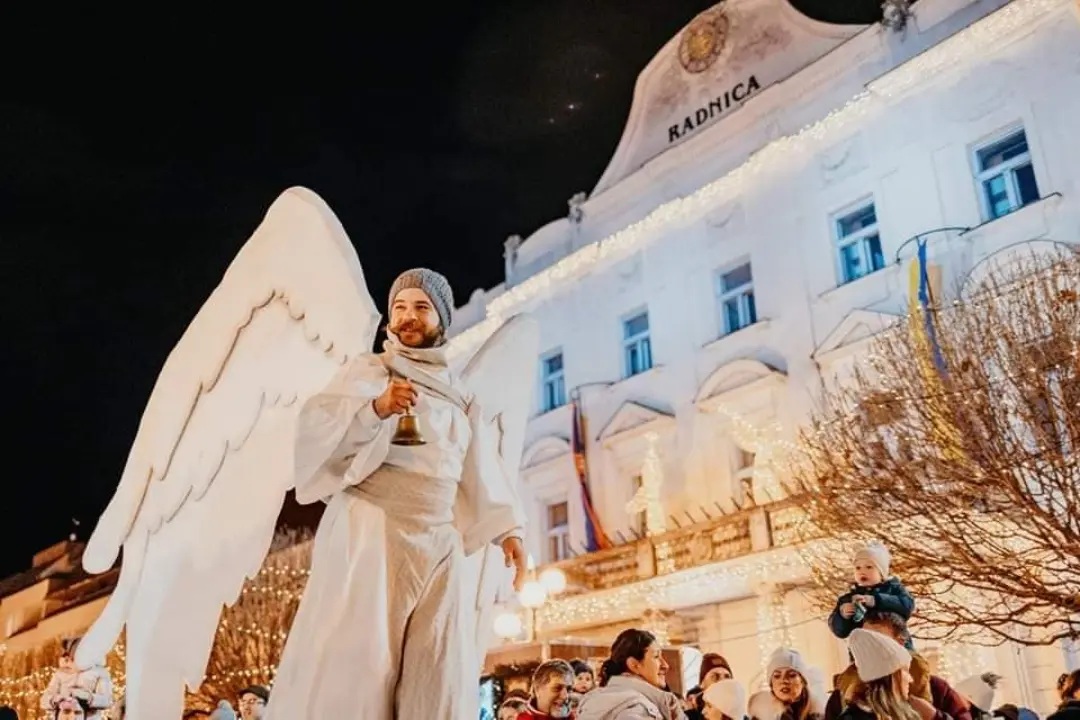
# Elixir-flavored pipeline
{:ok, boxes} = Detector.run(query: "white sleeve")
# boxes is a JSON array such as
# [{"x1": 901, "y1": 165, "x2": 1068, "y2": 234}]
[{"x1": 294, "y1": 354, "x2": 392, "y2": 504}]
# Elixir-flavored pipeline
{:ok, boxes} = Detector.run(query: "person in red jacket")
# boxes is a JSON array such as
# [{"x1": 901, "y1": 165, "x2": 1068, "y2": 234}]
[
  {"x1": 518, "y1": 660, "x2": 576, "y2": 719},
  {"x1": 825, "y1": 611, "x2": 971, "y2": 720}
]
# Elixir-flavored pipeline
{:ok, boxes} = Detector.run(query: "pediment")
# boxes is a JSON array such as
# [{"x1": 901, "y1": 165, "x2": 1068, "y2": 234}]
[
  {"x1": 592, "y1": 0, "x2": 864, "y2": 195},
  {"x1": 521, "y1": 435, "x2": 572, "y2": 470},
  {"x1": 597, "y1": 401, "x2": 676, "y2": 446},
  {"x1": 813, "y1": 309, "x2": 899, "y2": 360},
  {"x1": 695, "y1": 358, "x2": 785, "y2": 404}
]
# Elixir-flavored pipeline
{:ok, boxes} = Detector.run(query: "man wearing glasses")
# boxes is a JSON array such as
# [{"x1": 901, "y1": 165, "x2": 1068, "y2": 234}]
[{"x1": 237, "y1": 686, "x2": 269, "y2": 720}]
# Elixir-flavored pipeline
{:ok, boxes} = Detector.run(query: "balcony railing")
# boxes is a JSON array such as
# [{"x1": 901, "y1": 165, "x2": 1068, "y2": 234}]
[{"x1": 543, "y1": 498, "x2": 806, "y2": 596}]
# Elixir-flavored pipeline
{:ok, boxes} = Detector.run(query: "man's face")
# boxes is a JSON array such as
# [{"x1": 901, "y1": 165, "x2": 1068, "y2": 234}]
[
  {"x1": 574, "y1": 671, "x2": 594, "y2": 693},
  {"x1": 389, "y1": 288, "x2": 442, "y2": 348},
  {"x1": 238, "y1": 692, "x2": 266, "y2": 720},
  {"x1": 534, "y1": 673, "x2": 573, "y2": 717},
  {"x1": 702, "y1": 665, "x2": 732, "y2": 690}
]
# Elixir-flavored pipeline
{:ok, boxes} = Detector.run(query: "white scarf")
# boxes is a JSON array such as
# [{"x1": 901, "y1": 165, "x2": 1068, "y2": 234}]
[{"x1": 381, "y1": 336, "x2": 468, "y2": 411}]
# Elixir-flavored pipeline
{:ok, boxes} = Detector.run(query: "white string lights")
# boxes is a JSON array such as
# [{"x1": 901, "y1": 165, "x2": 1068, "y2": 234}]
[
  {"x1": 447, "y1": 0, "x2": 1068, "y2": 362},
  {"x1": 712, "y1": 403, "x2": 799, "y2": 503},
  {"x1": 626, "y1": 432, "x2": 668, "y2": 536},
  {"x1": 536, "y1": 548, "x2": 810, "y2": 631},
  {"x1": 755, "y1": 587, "x2": 794, "y2": 682}
]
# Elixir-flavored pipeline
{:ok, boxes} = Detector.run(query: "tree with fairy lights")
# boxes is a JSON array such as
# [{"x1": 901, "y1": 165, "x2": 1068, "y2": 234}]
[
  {"x1": 185, "y1": 529, "x2": 311, "y2": 714},
  {"x1": 792, "y1": 247, "x2": 1080, "y2": 647},
  {"x1": 0, "y1": 637, "x2": 126, "y2": 720}
]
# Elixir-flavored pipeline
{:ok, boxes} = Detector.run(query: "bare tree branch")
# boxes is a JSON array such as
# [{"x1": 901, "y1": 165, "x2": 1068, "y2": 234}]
[{"x1": 791, "y1": 248, "x2": 1080, "y2": 646}]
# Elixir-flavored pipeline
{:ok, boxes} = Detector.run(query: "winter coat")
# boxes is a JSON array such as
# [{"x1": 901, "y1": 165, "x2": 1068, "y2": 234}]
[
  {"x1": 836, "y1": 701, "x2": 951, "y2": 720},
  {"x1": 828, "y1": 577, "x2": 915, "y2": 648},
  {"x1": 748, "y1": 689, "x2": 825, "y2": 720},
  {"x1": 576, "y1": 675, "x2": 687, "y2": 720},
  {"x1": 836, "y1": 707, "x2": 875, "y2": 720},
  {"x1": 1050, "y1": 701, "x2": 1080, "y2": 720},
  {"x1": 824, "y1": 657, "x2": 971, "y2": 720},
  {"x1": 516, "y1": 702, "x2": 576, "y2": 719}
]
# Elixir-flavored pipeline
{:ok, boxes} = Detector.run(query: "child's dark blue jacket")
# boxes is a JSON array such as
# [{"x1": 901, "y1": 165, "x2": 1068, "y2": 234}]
[{"x1": 828, "y1": 576, "x2": 915, "y2": 648}]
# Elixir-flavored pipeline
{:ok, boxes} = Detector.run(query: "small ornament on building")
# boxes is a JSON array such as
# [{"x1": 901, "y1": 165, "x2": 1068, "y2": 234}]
[
  {"x1": 881, "y1": 0, "x2": 914, "y2": 33},
  {"x1": 504, "y1": 234, "x2": 522, "y2": 284},
  {"x1": 568, "y1": 192, "x2": 588, "y2": 225}
]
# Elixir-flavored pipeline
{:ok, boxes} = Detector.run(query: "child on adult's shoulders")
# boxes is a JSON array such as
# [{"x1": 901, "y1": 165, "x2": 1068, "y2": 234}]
[{"x1": 828, "y1": 541, "x2": 915, "y2": 650}]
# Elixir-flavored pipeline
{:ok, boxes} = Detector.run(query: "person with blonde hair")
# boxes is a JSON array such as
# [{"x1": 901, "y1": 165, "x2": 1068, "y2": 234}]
[{"x1": 838, "y1": 629, "x2": 946, "y2": 720}]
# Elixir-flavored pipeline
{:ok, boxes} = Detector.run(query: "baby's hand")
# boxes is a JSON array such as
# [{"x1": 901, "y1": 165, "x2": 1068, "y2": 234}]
[
  {"x1": 854, "y1": 594, "x2": 876, "y2": 608},
  {"x1": 840, "y1": 603, "x2": 856, "y2": 618}
]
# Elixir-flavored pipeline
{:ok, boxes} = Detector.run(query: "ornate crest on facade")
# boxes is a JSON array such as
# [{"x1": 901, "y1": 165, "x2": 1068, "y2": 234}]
[{"x1": 678, "y1": 8, "x2": 731, "y2": 74}]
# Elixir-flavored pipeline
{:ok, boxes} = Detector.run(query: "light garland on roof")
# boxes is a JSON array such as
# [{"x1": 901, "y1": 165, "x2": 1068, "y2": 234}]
[{"x1": 447, "y1": 0, "x2": 1067, "y2": 359}]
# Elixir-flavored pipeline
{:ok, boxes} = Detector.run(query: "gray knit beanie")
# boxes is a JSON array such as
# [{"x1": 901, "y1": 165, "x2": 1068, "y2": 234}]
[{"x1": 388, "y1": 268, "x2": 454, "y2": 331}]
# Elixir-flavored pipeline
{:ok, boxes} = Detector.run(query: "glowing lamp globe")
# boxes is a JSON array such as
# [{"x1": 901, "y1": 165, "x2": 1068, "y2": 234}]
[
  {"x1": 518, "y1": 580, "x2": 548, "y2": 608},
  {"x1": 538, "y1": 567, "x2": 567, "y2": 595},
  {"x1": 493, "y1": 611, "x2": 524, "y2": 639}
]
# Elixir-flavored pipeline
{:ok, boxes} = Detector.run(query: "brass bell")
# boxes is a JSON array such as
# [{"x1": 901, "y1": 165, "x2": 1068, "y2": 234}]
[{"x1": 391, "y1": 408, "x2": 426, "y2": 446}]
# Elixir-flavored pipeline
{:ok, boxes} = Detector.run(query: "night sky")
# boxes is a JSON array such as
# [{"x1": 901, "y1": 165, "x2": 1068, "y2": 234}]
[{"x1": 1, "y1": 1, "x2": 882, "y2": 577}]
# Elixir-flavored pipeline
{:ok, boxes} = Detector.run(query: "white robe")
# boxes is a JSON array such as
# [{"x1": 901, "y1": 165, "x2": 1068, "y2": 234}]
[{"x1": 266, "y1": 349, "x2": 525, "y2": 719}]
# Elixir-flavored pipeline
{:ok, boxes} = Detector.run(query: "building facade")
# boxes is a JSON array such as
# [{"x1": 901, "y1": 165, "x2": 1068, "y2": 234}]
[{"x1": 450, "y1": 0, "x2": 1080, "y2": 713}]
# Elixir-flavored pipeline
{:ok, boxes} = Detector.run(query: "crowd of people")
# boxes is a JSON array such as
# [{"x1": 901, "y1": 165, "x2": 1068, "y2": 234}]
[
  {"x1": 493, "y1": 542, "x2": 1080, "y2": 720},
  {"x1": 7, "y1": 539, "x2": 1078, "y2": 719}
]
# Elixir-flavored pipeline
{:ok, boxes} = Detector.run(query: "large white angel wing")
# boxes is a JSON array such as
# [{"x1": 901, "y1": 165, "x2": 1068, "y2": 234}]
[
  {"x1": 76, "y1": 187, "x2": 380, "y2": 719},
  {"x1": 455, "y1": 314, "x2": 540, "y2": 664}
]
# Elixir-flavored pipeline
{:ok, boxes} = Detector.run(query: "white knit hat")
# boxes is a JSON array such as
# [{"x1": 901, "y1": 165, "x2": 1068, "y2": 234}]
[
  {"x1": 955, "y1": 673, "x2": 1001, "y2": 712},
  {"x1": 388, "y1": 267, "x2": 455, "y2": 332},
  {"x1": 848, "y1": 628, "x2": 911, "y2": 682},
  {"x1": 766, "y1": 647, "x2": 810, "y2": 680},
  {"x1": 854, "y1": 541, "x2": 891, "y2": 577},
  {"x1": 703, "y1": 679, "x2": 748, "y2": 720}
]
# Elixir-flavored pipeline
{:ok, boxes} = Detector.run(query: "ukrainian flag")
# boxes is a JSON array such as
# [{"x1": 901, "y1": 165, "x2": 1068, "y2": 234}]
[{"x1": 907, "y1": 239, "x2": 966, "y2": 462}]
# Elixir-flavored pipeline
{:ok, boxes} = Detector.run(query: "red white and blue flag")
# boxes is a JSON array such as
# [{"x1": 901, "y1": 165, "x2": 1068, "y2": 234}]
[{"x1": 571, "y1": 398, "x2": 612, "y2": 552}]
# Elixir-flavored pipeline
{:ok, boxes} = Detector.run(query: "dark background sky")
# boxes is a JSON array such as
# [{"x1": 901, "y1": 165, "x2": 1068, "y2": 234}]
[{"x1": 0, "y1": 0, "x2": 882, "y2": 577}]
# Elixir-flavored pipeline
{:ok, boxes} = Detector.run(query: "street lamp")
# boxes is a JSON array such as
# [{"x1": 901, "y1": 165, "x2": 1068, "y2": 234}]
[{"x1": 492, "y1": 559, "x2": 568, "y2": 644}]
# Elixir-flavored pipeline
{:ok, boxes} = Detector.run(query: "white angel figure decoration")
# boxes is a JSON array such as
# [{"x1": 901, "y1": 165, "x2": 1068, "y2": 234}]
[{"x1": 74, "y1": 187, "x2": 536, "y2": 719}]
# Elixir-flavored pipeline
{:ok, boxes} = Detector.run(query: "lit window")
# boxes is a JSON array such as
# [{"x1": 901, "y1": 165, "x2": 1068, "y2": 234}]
[
  {"x1": 716, "y1": 262, "x2": 757, "y2": 335},
  {"x1": 546, "y1": 501, "x2": 570, "y2": 562},
  {"x1": 622, "y1": 311, "x2": 652, "y2": 377},
  {"x1": 540, "y1": 351, "x2": 566, "y2": 412},
  {"x1": 974, "y1": 128, "x2": 1039, "y2": 220},
  {"x1": 834, "y1": 201, "x2": 885, "y2": 285},
  {"x1": 734, "y1": 447, "x2": 756, "y2": 505}
]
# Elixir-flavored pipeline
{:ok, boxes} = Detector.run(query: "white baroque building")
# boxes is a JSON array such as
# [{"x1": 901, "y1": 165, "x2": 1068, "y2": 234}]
[{"x1": 450, "y1": 0, "x2": 1080, "y2": 713}]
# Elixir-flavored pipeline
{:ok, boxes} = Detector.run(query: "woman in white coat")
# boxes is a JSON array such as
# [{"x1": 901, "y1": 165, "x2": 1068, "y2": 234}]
[{"x1": 576, "y1": 629, "x2": 686, "y2": 720}]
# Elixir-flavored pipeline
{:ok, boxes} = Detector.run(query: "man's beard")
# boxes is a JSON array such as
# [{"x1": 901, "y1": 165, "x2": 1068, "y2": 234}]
[
  {"x1": 547, "y1": 700, "x2": 572, "y2": 718},
  {"x1": 389, "y1": 321, "x2": 443, "y2": 348}
]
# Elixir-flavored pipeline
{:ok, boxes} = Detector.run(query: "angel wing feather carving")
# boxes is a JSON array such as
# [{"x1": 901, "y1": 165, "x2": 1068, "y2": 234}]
[{"x1": 77, "y1": 187, "x2": 381, "y2": 719}]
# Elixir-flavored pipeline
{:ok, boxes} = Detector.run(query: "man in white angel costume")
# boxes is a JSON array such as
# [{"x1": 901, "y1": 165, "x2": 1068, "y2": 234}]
[{"x1": 73, "y1": 187, "x2": 538, "y2": 719}]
